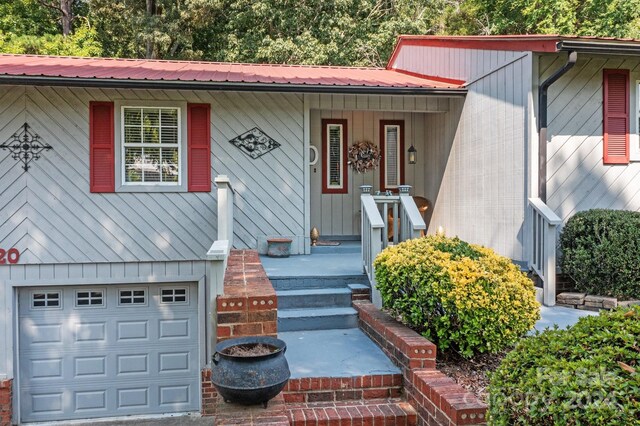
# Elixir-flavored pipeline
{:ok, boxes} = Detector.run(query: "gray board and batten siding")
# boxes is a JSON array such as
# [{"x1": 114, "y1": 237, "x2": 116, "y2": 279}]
[
  {"x1": 0, "y1": 85, "x2": 305, "y2": 263},
  {"x1": 307, "y1": 93, "x2": 452, "y2": 237},
  {"x1": 390, "y1": 44, "x2": 532, "y2": 262},
  {"x1": 543, "y1": 54, "x2": 640, "y2": 222}
]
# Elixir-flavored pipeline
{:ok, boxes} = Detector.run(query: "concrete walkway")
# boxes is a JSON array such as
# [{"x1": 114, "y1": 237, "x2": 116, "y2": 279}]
[
  {"x1": 53, "y1": 413, "x2": 212, "y2": 425},
  {"x1": 534, "y1": 305, "x2": 597, "y2": 332},
  {"x1": 261, "y1": 243, "x2": 362, "y2": 277},
  {"x1": 278, "y1": 328, "x2": 400, "y2": 378}
]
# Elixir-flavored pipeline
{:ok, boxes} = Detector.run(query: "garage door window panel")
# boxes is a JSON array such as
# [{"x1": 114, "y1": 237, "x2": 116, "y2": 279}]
[
  {"x1": 160, "y1": 288, "x2": 188, "y2": 304},
  {"x1": 75, "y1": 289, "x2": 105, "y2": 308},
  {"x1": 118, "y1": 288, "x2": 147, "y2": 306},
  {"x1": 31, "y1": 291, "x2": 62, "y2": 309}
]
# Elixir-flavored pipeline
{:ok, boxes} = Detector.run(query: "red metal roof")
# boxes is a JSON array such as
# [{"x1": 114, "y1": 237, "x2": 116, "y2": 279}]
[
  {"x1": 387, "y1": 35, "x2": 640, "y2": 68},
  {"x1": 0, "y1": 54, "x2": 464, "y2": 91}
]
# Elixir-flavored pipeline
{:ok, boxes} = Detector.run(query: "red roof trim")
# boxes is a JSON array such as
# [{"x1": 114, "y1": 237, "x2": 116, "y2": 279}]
[
  {"x1": 388, "y1": 34, "x2": 640, "y2": 68},
  {"x1": 392, "y1": 69, "x2": 465, "y2": 86},
  {"x1": 395, "y1": 36, "x2": 559, "y2": 55}
]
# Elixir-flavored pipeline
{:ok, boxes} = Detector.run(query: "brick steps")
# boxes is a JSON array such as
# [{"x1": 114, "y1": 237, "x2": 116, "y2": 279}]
[
  {"x1": 283, "y1": 374, "x2": 403, "y2": 403},
  {"x1": 287, "y1": 399, "x2": 417, "y2": 426}
]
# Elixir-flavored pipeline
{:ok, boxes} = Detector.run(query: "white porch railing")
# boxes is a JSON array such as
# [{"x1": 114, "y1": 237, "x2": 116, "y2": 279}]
[
  {"x1": 205, "y1": 175, "x2": 235, "y2": 361},
  {"x1": 528, "y1": 197, "x2": 562, "y2": 306},
  {"x1": 361, "y1": 189, "x2": 384, "y2": 307},
  {"x1": 361, "y1": 185, "x2": 426, "y2": 308}
]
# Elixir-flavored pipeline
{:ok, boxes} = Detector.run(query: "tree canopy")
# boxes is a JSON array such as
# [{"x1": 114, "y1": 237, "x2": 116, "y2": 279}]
[{"x1": 1, "y1": 0, "x2": 639, "y2": 65}]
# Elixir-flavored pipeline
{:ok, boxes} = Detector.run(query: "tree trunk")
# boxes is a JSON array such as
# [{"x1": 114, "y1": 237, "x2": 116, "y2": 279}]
[
  {"x1": 60, "y1": 0, "x2": 72, "y2": 36},
  {"x1": 146, "y1": 0, "x2": 155, "y2": 58}
]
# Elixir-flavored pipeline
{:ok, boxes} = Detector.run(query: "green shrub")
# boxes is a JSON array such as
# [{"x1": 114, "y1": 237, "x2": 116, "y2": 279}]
[
  {"x1": 560, "y1": 209, "x2": 640, "y2": 299},
  {"x1": 373, "y1": 235, "x2": 539, "y2": 358},
  {"x1": 488, "y1": 306, "x2": 640, "y2": 425}
]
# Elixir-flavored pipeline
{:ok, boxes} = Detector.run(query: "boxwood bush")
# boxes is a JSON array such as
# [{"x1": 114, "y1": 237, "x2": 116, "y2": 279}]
[
  {"x1": 488, "y1": 306, "x2": 640, "y2": 425},
  {"x1": 373, "y1": 235, "x2": 539, "y2": 358},
  {"x1": 560, "y1": 209, "x2": 640, "y2": 299}
]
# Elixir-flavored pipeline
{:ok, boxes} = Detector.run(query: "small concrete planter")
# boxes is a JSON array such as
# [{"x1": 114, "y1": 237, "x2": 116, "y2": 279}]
[{"x1": 266, "y1": 238, "x2": 292, "y2": 258}]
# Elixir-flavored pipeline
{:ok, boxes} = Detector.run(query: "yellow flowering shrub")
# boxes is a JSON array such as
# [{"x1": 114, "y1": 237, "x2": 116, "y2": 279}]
[{"x1": 373, "y1": 235, "x2": 540, "y2": 358}]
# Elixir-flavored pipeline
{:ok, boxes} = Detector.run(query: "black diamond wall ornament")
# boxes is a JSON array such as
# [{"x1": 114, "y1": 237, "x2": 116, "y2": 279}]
[
  {"x1": 229, "y1": 127, "x2": 281, "y2": 159},
  {"x1": 1, "y1": 123, "x2": 52, "y2": 171}
]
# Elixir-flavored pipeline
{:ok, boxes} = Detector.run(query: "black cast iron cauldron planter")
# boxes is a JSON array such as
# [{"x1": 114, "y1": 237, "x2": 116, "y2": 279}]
[{"x1": 211, "y1": 336, "x2": 290, "y2": 408}]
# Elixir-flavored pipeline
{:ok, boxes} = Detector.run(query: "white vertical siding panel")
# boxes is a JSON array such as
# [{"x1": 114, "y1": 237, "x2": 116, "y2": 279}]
[
  {"x1": 390, "y1": 45, "x2": 523, "y2": 84},
  {"x1": 427, "y1": 56, "x2": 528, "y2": 262}
]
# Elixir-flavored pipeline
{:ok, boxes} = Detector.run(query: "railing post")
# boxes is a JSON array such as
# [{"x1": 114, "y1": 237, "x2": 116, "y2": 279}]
[
  {"x1": 215, "y1": 175, "x2": 234, "y2": 247},
  {"x1": 205, "y1": 239, "x2": 230, "y2": 363},
  {"x1": 398, "y1": 185, "x2": 411, "y2": 195},
  {"x1": 370, "y1": 227, "x2": 383, "y2": 308},
  {"x1": 528, "y1": 198, "x2": 561, "y2": 307},
  {"x1": 544, "y1": 223, "x2": 557, "y2": 306}
]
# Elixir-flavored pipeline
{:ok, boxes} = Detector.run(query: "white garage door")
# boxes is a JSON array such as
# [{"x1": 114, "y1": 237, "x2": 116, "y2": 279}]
[{"x1": 18, "y1": 283, "x2": 200, "y2": 423}]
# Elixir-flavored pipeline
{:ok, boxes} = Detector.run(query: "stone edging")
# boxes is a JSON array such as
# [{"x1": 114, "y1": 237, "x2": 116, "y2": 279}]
[
  {"x1": 354, "y1": 301, "x2": 487, "y2": 426},
  {"x1": 557, "y1": 292, "x2": 640, "y2": 311}
]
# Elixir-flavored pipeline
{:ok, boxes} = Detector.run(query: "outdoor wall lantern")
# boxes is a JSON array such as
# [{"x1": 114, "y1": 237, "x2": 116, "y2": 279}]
[
  {"x1": 1, "y1": 123, "x2": 52, "y2": 171},
  {"x1": 408, "y1": 144, "x2": 417, "y2": 164}
]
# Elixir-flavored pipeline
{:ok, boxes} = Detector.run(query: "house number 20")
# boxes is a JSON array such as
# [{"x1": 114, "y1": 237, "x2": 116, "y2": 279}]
[{"x1": 0, "y1": 248, "x2": 20, "y2": 264}]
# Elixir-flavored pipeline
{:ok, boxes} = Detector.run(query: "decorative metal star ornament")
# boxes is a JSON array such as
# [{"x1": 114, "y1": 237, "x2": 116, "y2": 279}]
[{"x1": 1, "y1": 123, "x2": 52, "y2": 171}]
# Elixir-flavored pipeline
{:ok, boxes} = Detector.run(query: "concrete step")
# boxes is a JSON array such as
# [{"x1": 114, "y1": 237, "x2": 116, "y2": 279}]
[
  {"x1": 271, "y1": 275, "x2": 369, "y2": 290},
  {"x1": 310, "y1": 243, "x2": 361, "y2": 254},
  {"x1": 286, "y1": 399, "x2": 417, "y2": 426},
  {"x1": 278, "y1": 307, "x2": 358, "y2": 331},
  {"x1": 277, "y1": 288, "x2": 353, "y2": 309}
]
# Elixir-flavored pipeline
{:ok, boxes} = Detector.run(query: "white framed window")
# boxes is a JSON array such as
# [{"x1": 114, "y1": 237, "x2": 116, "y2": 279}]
[
  {"x1": 121, "y1": 106, "x2": 181, "y2": 186},
  {"x1": 380, "y1": 120, "x2": 404, "y2": 190},
  {"x1": 31, "y1": 291, "x2": 62, "y2": 309},
  {"x1": 160, "y1": 287, "x2": 188, "y2": 304},
  {"x1": 75, "y1": 289, "x2": 105, "y2": 308},
  {"x1": 322, "y1": 119, "x2": 348, "y2": 194},
  {"x1": 118, "y1": 288, "x2": 148, "y2": 306},
  {"x1": 632, "y1": 80, "x2": 640, "y2": 161}
]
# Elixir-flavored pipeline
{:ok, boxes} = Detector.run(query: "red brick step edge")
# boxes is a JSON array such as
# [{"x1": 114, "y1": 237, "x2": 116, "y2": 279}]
[
  {"x1": 283, "y1": 374, "x2": 403, "y2": 403},
  {"x1": 354, "y1": 301, "x2": 487, "y2": 426},
  {"x1": 287, "y1": 399, "x2": 417, "y2": 426}
]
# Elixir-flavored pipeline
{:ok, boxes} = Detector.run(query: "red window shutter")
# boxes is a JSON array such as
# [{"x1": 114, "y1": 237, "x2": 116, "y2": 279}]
[
  {"x1": 603, "y1": 69, "x2": 630, "y2": 164},
  {"x1": 89, "y1": 101, "x2": 115, "y2": 192},
  {"x1": 187, "y1": 103, "x2": 211, "y2": 192}
]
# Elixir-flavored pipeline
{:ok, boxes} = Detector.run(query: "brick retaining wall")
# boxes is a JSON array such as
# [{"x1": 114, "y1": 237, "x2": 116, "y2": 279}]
[
  {"x1": 216, "y1": 250, "x2": 278, "y2": 342},
  {"x1": 201, "y1": 369, "x2": 217, "y2": 417},
  {"x1": 0, "y1": 379, "x2": 12, "y2": 426},
  {"x1": 354, "y1": 301, "x2": 487, "y2": 426}
]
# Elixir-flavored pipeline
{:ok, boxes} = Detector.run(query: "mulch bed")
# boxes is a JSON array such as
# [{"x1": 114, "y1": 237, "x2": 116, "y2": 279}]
[{"x1": 435, "y1": 349, "x2": 511, "y2": 402}]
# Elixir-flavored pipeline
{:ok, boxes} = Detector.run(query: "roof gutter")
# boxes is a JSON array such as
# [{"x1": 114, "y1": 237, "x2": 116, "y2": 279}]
[
  {"x1": 558, "y1": 40, "x2": 640, "y2": 56},
  {"x1": 0, "y1": 75, "x2": 467, "y2": 97},
  {"x1": 538, "y1": 50, "x2": 577, "y2": 202}
]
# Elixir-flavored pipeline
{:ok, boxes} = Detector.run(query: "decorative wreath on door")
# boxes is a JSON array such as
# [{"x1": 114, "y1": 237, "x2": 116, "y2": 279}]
[{"x1": 347, "y1": 140, "x2": 381, "y2": 173}]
